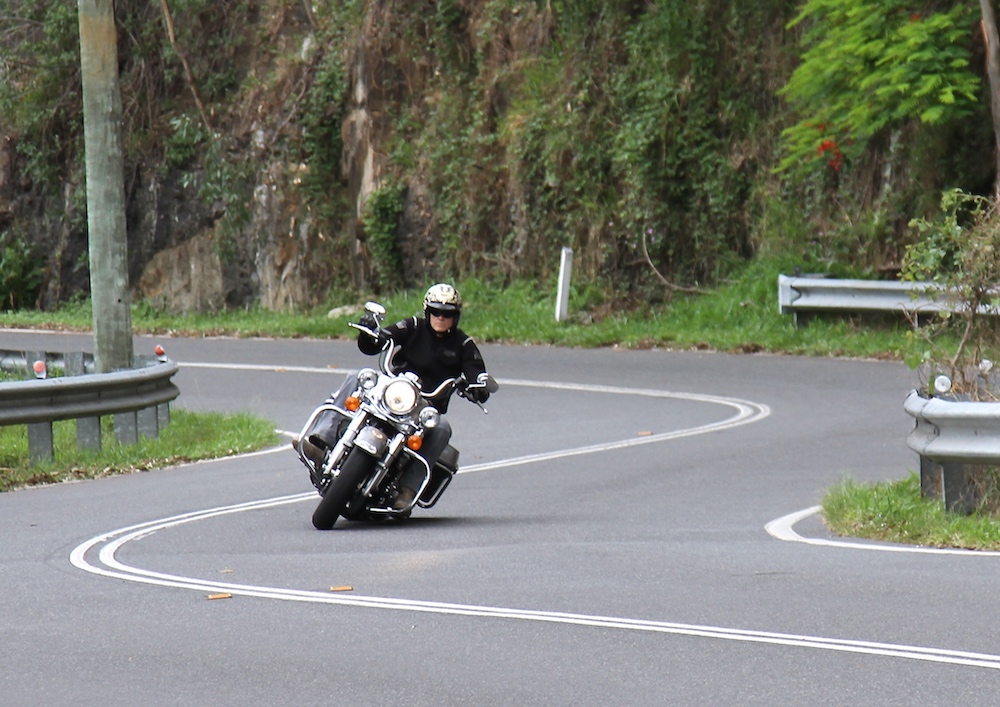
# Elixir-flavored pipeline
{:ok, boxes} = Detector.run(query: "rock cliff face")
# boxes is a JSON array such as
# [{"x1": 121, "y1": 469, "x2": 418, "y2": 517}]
[{"x1": 10, "y1": 1, "x2": 971, "y2": 313}]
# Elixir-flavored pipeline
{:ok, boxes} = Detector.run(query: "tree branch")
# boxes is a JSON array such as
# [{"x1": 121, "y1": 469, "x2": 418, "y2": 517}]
[
  {"x1": 157, "y1": 0, "x2": 212, "y2": 133},
  {"x1": 641, "y1": 229, "x2": 708, "y2": 295}
]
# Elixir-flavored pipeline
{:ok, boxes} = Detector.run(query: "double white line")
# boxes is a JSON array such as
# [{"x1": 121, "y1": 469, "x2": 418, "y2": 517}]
[
  {"x1": 70, "y1": 491, "x2": 1000, "y2": 670},
  {"x1": 68, "y1": 373, "x2": 1000, "y2": 670}
]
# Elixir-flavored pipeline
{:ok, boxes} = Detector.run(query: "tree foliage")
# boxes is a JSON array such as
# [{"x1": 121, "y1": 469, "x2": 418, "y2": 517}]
[{"x1": 779, "y1": 0, "x2": 980, "y2": 175}]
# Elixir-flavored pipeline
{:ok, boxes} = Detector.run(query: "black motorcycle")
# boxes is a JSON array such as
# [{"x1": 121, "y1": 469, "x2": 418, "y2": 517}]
[{"x1": 295, "y1": 302, "x2": 498, "y2": 529}]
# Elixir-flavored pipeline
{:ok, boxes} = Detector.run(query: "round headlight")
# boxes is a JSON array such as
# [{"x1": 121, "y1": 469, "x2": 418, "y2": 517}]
[
  {"x1": 383, "y1": 378, "x2": 419, "y2": 414},
  {"x1": 418, "y1": 407, "x2": 440, "y2": 429},
  {"x1": 357, "y1": 369, "x2": 379, "y2": 390}
]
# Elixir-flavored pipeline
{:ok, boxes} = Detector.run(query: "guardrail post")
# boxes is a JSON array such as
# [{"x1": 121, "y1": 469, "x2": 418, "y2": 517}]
[
  {"x1": 66, "y1": 351, "x2": 102, "y2": 452},
  {"x1": 114, "y1": 412, "x2": 139, "y2": 446},
  {"x1": 919, "y1": 455, "x2": 943, "y2": 500},
  {"x1": 157, "y1": 403, "x2": 171, "y2": 431},
  {"x1": 137, "y1": 407, "x2": 159, "y2": 439},
  {"x1": 941, "y1": 461, "x2": 982, "y2": 514},
  {"x1": 24, "y1": 351, "x2": 54, "y2": 462}
]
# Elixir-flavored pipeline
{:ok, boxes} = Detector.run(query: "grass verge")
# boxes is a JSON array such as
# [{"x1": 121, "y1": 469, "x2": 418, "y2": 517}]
[
  {"x1": 0, "y1": 409, "x2": 280, "y2": 492},
  {"x1": 822, "y1": 473, "x2": 1000, "y2": 550},
  {"x1": 0, "y1": 257, "x2": 916, "y2": 359}
]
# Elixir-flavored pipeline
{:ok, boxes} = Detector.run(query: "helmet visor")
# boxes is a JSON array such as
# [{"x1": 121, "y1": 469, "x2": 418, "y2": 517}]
[{"x1": 427, "y1": 307, "x2": 457, "y2": 319}]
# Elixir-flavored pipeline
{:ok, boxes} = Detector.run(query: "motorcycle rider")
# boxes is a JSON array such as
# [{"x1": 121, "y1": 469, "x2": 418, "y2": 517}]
[{"x1": 298, "y1": 283, "x2": 491, "y2": 509}]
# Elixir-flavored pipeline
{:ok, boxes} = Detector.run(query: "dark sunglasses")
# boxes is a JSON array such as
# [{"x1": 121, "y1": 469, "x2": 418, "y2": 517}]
[{"x1": 428, "y1": 308, "x2": 456, "y2": 319}]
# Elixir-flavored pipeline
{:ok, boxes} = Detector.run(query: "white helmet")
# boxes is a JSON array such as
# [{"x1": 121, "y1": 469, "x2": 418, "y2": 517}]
[{"x1": 424, "y1": 283, "x2": 462, "y2": 324}]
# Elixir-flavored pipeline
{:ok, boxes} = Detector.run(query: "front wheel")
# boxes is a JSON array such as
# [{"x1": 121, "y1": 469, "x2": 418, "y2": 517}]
[{"x1": 312, "y1": 448, "x2": 373, "y2": 530}]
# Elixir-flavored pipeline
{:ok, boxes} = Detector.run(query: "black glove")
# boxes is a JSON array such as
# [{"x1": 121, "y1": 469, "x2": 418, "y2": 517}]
[
  {"x1": 468, "y1": 386, "x2": 490, "y2": 404},
  {"x1": 357, "y1": 313, "x2": 377, "y2": 330}
]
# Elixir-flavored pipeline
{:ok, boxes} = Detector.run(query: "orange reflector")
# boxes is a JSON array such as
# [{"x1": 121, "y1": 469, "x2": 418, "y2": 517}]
[
  {"x1": 345, "y1": 396, "x2": 360, "y2": 411},
  {"x1": 406, "y1": 435, "x2": 423, "y2": 451}
]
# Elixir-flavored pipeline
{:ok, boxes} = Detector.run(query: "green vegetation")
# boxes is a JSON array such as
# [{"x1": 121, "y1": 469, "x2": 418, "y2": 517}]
[
  {"x1": 0, "y1": 257, "x2": 915, "y2": 358},
  {"x1": 0, "y1": 409, "x2": 279, "y2": 492},
  {"x1": 823, "y1": 474, "x2": 1000, "y2": 551},
  {"x1": 779, "y1": 0, "x2": 979, "y2": 174},
  {"x1": 901, "y1": 190, "x2": 1000, "y2": 397},
  {"x1": 7, "y1": 1, "x2": 993, "y2": 314}
]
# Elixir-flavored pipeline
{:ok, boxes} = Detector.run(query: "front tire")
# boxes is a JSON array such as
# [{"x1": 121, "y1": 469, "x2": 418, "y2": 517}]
[{"x1": 312, "y1": 448, "x2": 372, "y2": 530}]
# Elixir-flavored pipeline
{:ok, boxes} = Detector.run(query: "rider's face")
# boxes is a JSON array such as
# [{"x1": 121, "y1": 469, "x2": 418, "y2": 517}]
[{"x1": 429, "y1": 312, "x2": 455, "y2": 334}]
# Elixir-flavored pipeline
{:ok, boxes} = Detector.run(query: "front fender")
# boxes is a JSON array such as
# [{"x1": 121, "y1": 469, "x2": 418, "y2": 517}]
[{"x1": 352, "y1": 425, "x2": 390, "y2": 458}]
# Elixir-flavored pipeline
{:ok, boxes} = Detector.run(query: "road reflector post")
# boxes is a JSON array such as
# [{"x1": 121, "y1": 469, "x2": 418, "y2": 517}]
[{"x1": 555, "y1": 247, "x2": 573, "y2": 322}]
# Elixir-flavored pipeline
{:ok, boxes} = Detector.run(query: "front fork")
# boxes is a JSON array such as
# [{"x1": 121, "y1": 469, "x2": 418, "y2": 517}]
[{"x1": 320, "y1": 411, "x2": 369, "y2": 484}]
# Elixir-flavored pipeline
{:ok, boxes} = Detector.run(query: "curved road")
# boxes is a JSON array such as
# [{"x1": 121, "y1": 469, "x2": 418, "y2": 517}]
[{"x1": 2, "y1": 330, "x2": 997, "y2": 705}]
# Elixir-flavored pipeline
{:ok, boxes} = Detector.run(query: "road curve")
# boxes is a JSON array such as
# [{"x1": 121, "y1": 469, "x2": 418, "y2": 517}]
[{"x1": 3, "y1": 330, "x2": 997, "y2": 706}]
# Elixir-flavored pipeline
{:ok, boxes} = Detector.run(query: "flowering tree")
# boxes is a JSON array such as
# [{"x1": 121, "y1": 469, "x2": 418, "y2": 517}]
[{"x1": 778, "y1": 0, "x2": 980, "y2": 176}]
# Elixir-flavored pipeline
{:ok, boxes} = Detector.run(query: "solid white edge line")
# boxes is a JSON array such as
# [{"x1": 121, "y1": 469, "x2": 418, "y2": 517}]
[
  {"x1": 765, "y1": 506, "x2": 1000, "y2": 557},
  {"x1": 76, "y1": 363, "x2": 1000, "y2": 669},
  {"x1": 71, "y1": 494, "x2": 1000, "y2": 671}
]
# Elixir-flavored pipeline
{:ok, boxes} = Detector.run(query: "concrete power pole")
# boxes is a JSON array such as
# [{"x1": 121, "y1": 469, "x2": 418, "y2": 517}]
[{"x1": 78, "y1": 0, "x2": 133, "y2": 372}]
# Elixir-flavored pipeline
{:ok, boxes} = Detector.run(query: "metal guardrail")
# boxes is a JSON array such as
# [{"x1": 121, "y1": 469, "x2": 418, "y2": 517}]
[
  {"x1": 777, "y1": 275, "x2": 948, "y2": 325},
  {"x1": 0, "y1": 349, "x2": 180, "y2": 462},
  {"x1": 903, "y1": 389, "x2": 1000, "y2": 513}
]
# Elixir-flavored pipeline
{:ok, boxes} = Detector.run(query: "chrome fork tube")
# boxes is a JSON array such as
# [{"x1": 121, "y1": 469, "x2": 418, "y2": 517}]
[
  {"x1": 360, "y1": 432, "x2": 407, "y2": 497},
  {"x1": 323, "y1": 411, "x2": 368, "y2": 478}
]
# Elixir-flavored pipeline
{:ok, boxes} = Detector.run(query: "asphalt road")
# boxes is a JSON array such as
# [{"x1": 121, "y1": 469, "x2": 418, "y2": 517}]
[{"x1": 3, "y1": 329, "x2": 999, "y2": 706}]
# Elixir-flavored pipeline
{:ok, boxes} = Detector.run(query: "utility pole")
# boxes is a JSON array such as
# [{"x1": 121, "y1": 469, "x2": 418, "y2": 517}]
[{"x1": 78, "y1": 0, "x2": 133, "y2": 372}]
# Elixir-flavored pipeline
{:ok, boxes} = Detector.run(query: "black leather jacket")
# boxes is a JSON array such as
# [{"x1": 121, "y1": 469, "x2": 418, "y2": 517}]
[{"x1": 359, "y1": 315, "x2": 487, "y2": 413}]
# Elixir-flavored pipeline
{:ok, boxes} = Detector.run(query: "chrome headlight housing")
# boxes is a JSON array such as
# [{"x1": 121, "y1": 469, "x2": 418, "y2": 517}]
[
  {"x1": 357, "y1": 368, "x2": 379, "y2": 390},
  {"x1": 418, "y1": 407, "x2": 440, "y2": 429},
  {"x1": 383, "y1": 378, "x2": 419, "y2": 415}
]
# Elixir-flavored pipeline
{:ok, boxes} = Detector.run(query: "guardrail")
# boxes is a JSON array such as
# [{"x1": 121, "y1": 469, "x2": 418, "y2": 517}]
[
  {"x1": 0, "y1": 348, "x2": 180, "y2": 462},
  {"x1": 903, "y1": 389, "x2": 1000, "y2": 513},
  {"x1": 777, "y1": 275, "x2": 948, "y2": 325}
]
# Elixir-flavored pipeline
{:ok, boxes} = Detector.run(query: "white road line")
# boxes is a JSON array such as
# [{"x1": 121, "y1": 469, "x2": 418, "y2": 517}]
[
  {"x1": 766, "y1": 506, "x2": 1000, "y2": 557},
  {"x1": 72, "y1": 363, "x2": 1000, "y2": 670},
  {"x1": 70, "y1": 494, "x2": 1000, "y2": 671}
]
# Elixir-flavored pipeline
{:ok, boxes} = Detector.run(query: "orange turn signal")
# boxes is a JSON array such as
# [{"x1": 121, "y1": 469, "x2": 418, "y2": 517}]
[
  {"x1": 406, "y1": 435, "x2": 423, "y2": 451},
  {"x1": 345, "y1": 396, "x2": 360, "y2": 412}
]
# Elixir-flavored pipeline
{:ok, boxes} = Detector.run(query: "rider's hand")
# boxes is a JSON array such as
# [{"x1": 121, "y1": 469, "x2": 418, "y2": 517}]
[
  {"x1": 468, "y1": 386, "x2": 490, "y2": 404},
  {"x1": 357, "y1": 312, "x2": 377, "y2": 330}
]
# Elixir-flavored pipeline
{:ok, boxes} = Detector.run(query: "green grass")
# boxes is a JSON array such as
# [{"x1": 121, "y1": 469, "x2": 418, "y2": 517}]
[
  {"x1": 0, "y1": 257, "x2": 915, "y2": 359},
  {"x1": 0, "y1": 409, "x2": 279, "y2": 492},
  {"x1": 822, "y1": 473, "x2": 1000, "y2": 550}
]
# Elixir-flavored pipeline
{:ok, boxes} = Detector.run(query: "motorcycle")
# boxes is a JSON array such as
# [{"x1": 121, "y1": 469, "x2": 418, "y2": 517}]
[{"x1": 295, "y1": 301, "x2": 499, "y2": 529}]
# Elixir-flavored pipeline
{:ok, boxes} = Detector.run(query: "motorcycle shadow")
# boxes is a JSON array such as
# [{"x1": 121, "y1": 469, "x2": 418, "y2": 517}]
[{"x1": 324, "y1": 515, "x2": 516, "y2": 531}]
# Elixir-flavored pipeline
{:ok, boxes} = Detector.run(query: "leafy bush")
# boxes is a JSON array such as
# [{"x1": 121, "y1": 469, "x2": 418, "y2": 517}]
[
  {"x1": 361, "y1": 182, "x2": 405, "y2": 287},
  {"x1": 0, "y1": 238, "x2": 43, "y2": 310},
  {"x1": 902, "y1": 190, "x2": 1000, "y2": 398}
]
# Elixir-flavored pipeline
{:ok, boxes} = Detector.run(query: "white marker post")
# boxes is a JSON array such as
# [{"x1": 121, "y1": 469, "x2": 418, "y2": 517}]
[{"x1": 555, "y1": 247, "x2": 573, "y2": 322}]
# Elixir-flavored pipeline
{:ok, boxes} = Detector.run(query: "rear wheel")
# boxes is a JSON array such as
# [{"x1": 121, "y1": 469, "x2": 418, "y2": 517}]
[{"x1": 312, "y1": 448, "x2": 372, "y2": 530}]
